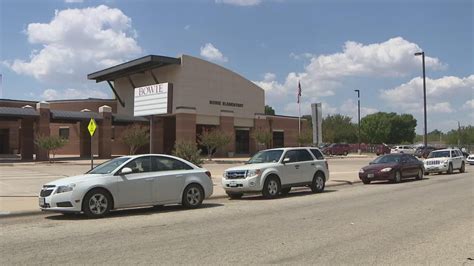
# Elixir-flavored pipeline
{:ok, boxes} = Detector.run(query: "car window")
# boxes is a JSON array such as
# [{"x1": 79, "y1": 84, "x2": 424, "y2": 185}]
[
  {"x1": 123, "y1": 156, "x2": 152, "y2": 173},
  {"x1": 450, "y1": 151, "x2": 456, "y2": 157},
  {"x1": 310, "y1": 149, "x2": 324, "y2": 160},
  {"x1": 297, "y1": 150, "x2": 314, "y2": 162},
  {"x1": 88, "y1": 157, "x2": 130, "y2": 174},
  {"x1": 151, "y1": 156, "x2": 192, "y2": 171},
  {"x1": 283, "y1": 150, "x2": 299, "y2": 163},
  {"x1": 409, "y1": 156, "x2": 419, "y2": 162},
  {"x1": 456, "y1": 150, "x2": 462, "y2": 157}
]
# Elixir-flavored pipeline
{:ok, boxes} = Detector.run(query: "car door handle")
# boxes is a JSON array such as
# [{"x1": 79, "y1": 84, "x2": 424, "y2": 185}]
[
  {"x1": 310, "y1": 163, "x2": 315, "y2": 166},
  {"x1": 295, "y1": 165, "x2": 300, "y2": 169}
]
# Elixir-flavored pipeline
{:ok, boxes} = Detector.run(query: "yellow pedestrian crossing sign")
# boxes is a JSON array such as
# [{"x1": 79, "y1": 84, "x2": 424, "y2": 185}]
[{"x1": 88, "y1": 118, "x2": 97, "y2": 136}]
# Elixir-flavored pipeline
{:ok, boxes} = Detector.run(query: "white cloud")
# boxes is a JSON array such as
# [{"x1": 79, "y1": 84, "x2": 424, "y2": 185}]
[
  {"x1": 289, "y1": 52, "x2": 313, "y2": 60},
  {"x1": 41, "y1": 88, "x2": 109, "y2": 101},
  {"x1": 65, "y1": 0, "x2": 84, "y2": 3},
  {"x1": 255, "y1": 37, "x2": 446, "y2": 117},
  {"x1": 5, "y1": 5, "x2": 141, "y2": 83},
  {"x1": 380, "y1": 75, "x2": 474, "y2": 113},
  {"x1": 462, "y1": 99, "x2": 474, "y2": 110},
  {"x1": 215, "y1": 0, "x2": 262, "y2": 6},
  {"x1": 200, "y1": 43, "x2": 228, "y2": 63}
]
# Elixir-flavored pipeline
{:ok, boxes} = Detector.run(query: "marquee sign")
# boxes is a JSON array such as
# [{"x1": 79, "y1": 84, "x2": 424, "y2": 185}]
[{"x1": 134, "y1": 83, "x2": 172, "y2": 116}]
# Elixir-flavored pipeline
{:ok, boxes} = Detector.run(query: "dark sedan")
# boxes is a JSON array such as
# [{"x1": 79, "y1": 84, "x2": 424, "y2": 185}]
[
  {"x1": 358, "y1": 154, "x2": 424, "y2": 184},
  {"x1": 414, "y1": 146, "x2": 437, "y2": 158}
]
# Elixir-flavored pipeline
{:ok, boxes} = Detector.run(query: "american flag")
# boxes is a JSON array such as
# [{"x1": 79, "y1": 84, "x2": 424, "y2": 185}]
[{"x1": 297, "y1": 81, "x2": 302, "y2": 103}]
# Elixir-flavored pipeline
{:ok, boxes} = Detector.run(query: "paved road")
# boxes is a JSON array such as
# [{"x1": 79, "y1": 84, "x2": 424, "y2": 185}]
[{"x1": 1, "y1": 170, "x2": 472, "y2": 264}]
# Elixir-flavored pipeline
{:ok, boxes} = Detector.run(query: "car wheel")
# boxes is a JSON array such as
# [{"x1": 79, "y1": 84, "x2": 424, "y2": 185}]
[
  {"x1": 262, "y1": 176, "x2": 280, "y2": 199},
  {"x1": 415, "y1": 168, "x2": 423, "y2": 180},
  {"x1": 310, "y1": 173, "x2": 325, "y2": 193},
  {"x1": 226, "y1": 192, "x2": 243, "y2": 199},
  {"x1": 447, "y1": 163, "x2": 453, "y2": 174},
  {"x1": 393, "y1": 171, "x2": 402, "y2": 183},
  {"x1": 82, "y1": 188, "x2": 112, "y2": 218},
  {"x1": 280, "y1": 187, "x2": 291, "y2": 195},
  {"x1": 425, "y1": 172, "x2": 430, "y2": 176},
  {"x1": 182, "y1": 184, "x2": 204, "y2": 208},
  {"x1": 460, "y1": 162, "x2": 465, "y2": 173},
  {"x1": 361, "y1": 178, "x2": 371, "y2": 184}
]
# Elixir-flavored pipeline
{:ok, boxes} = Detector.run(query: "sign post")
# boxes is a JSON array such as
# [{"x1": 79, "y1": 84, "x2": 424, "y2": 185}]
[
  {"x1": 88, "y1": 118, "x2": 97, "y2": 169},
  {"x1": 311, "y1": 103, "x2": 322, "y2": 146}
]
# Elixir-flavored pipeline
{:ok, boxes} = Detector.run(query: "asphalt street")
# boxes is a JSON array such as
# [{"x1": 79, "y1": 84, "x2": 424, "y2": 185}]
[{"x1": 1, "y1": 169, "x2": 473, "y2": 264}]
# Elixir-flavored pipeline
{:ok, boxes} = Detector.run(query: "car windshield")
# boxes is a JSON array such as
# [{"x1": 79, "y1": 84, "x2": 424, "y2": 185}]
[
  {"x1": 87, "y1": 157, "x2": 130, "y2": 174},
  {"x1": 247, "y1": 150, "x2": 283, "y2": 164},
  {"x1": 372, "y1": 155, "x2": 401, "y2": 164},
  {"x1": 428, "y1": 151, "x2": 450, "y2": 158}
]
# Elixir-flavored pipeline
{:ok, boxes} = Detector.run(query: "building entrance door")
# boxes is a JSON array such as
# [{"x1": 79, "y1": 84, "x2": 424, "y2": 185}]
[
  {"x1": 0, "y1": 129, "x2": 10, "y2": 154},
  {"x1": 273, "y1": 131, "x2": 284, "y2": 148},
  {"x1": 235, "y1": 130, "x2": 249, "y2": 154}
]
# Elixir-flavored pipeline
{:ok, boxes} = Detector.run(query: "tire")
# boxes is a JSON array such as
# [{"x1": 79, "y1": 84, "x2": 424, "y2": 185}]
[
  {"x1": 182, "y1": 184, "x2": 204, "y2": 208},
  {"x1": 425, "y1": 172, "x2": 430, "y2": 176},
  {"x1": 460, "y1": 162, "x2": 465, "y2": 173},
  {"x1": 361, "y1": 178, "x2": 371, "y2": 184},
  {"x1": 393, "y1": 171, "x2": 402, "y2": 183},
  {"x1": 447, "y1": 163, "x2": 453, "y2": 174},
  {"x1": 343, "y1": 151, "x2": 348, "y2": 156},
  {"x1": 262, "y1": 176, "x2": 280, "y2": 199},
  {"x1": 310, "y1": 172, "x2": 325, "y2": 193},
  {"x1": 280, "y1": 187, "x2": 291, "y2": 195},
  {"x1": 415, "y1": 168, "x2": 423, "y2": 180},
  {"x1": 226, "y1": 192, "x2": 243, "y2": 199},
  {"x1": 82, "y1": 188, "x2": 112, "y2": 218}
]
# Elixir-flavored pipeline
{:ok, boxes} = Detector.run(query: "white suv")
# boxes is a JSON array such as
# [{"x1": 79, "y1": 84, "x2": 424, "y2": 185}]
[
  {"x1": 424, "y1": 148, "x2": 466, "y2": 175},
  {"x1": 222, "y1": 147, "x2": 329, "y2": 199}
]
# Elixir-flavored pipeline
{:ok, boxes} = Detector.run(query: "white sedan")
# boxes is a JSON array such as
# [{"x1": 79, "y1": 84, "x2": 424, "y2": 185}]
[{"x1": 39, "y1": 154, "x2": 213, "y2": 218}]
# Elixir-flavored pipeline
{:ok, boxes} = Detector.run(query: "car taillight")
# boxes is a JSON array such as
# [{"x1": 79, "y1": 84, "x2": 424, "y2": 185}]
[{"x1": 205, "y1": 171, "x2": 212, "y2": 179}]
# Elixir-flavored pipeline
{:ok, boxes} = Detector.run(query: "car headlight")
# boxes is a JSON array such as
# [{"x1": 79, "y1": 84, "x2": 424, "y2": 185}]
[
  {"x1": 380, "y1": 167, "x2": 392, "y2": 172},
  {"x1": 443, "y1": 160, "x2": 449, "y2": 164},
  {"x1": 56, "y1": 184, "x2": 76, "y2": 194},
  {"x1": 246, "y1": 169, "x2": 261, "y2": 177},
  {"x1": 359, "y1": 168, "x2": 365, "y2": 173}
]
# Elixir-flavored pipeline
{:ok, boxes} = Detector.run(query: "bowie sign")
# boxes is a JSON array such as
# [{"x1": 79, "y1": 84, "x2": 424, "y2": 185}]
[{"x1": 134, "y1": 83, "x2": 169, "y2": 116}]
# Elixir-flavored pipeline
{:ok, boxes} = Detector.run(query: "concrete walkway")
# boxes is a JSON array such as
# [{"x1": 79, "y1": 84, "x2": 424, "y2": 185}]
[{"x1": 0, "y1": 155, "x2": 372, "y2": 216}]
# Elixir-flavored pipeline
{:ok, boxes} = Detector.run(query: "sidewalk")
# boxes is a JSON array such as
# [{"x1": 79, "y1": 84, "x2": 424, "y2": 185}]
[{"x1": 0, "y1": 155, "x2": 369, "y2": 217}]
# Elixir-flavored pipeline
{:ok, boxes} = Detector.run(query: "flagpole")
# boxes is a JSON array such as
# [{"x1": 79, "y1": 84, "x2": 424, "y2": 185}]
[{"x1": 298, "y1": 102, "x2": 301, "y2": 136}]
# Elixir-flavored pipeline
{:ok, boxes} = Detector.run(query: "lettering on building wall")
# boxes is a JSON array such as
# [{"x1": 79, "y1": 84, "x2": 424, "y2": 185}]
[{"x1": 209, "y1": 100, "x2": 243, "y2": 108}]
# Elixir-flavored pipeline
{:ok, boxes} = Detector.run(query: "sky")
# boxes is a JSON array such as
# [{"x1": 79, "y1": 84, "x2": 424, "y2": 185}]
[{"x1": 0, "y1": 0, "x2": 473, "y2": 134}]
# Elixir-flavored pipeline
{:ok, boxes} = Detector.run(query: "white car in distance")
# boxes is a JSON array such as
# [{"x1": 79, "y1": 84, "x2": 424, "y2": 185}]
[
  {"x1": 39, "y1": 154, "x2": 213, "y2": 218},
  {"x1": 390, "y1": 145, "x2": 416, "y2": 155},
  {"x1": 222, "y1": 147, "x2": 329, "y2": 199}
]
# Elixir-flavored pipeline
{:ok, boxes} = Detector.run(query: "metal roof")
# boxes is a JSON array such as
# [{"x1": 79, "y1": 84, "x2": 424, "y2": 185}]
[
  {"x1": 112, "y1": 114, "x2": 148, "y2": 123},
  {"x1": 0, "y1": 107, "x2": 39, "y2": 118},
  {"x1": 87, "y1": 55, "x2": 181, "y2": 83},
  {"x1": 50, "y1": 110, "x2": 102, "y2": 121}
]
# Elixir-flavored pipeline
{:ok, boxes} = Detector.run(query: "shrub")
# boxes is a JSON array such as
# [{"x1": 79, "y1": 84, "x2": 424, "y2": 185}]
[
  {"x1": 172, "y1": 142, "x2": 203, "y2": 167},
  {"x1": 252, "y1": 127, "x2": 272, "y2": 150},
  {"x1": 122, "y1": 124, "x2": 149, "y2": 155},
  {"x1": 198, "y1": 128, "x2": 231, "y2": 160},
  {"x1": 35, "y1": 135, "x2": 68, "y2": 162}
]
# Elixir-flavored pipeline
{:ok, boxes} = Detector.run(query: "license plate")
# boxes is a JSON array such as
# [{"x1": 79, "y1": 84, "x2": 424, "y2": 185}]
[
  {"x1": 367, "y1": 173, "x2": 374, "y2": 178},
  {"x1": 229, "y1": 182, "x2": 239, "y2": 187},
  {"x1": 39, "y1": 197, "x2": 45, "y2": 207}
]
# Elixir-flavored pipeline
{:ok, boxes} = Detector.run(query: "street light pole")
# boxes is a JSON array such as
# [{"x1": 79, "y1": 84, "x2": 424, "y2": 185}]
[
  {"x1": 354, "y1": 89, "x2": 361, "y2": 155},
  {"x1": 415, "y1": 52, "x2": 427, "y2": 148}
]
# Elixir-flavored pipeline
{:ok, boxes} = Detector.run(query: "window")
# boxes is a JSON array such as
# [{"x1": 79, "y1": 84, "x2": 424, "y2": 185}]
[
  {"x1": 59, "y1": 127, "x2": 69, "y2": 140},
  {"x1": 111, "y1": 126, "x2": 115, "y2": 141},
  {"x1": 151, "y1": 156, "x2": 192, "y2": 171},
  {"x1": 297, "y1": 150, "x2": 314, "y2": 162},
  {"x1": 123, "y1": 157, "x2": 152, "y2": 173},
  {"x1": 310, "y1": 149, "x2": 324, "y2": 160}
]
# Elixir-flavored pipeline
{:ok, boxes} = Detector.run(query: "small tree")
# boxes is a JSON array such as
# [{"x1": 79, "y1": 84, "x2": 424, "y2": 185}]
[
  {"x1": 297, "y1": 128, "x2": 313, "y2": 146},
  {"x1": 35, "y1": 135, "x2": 68, "y2": 163},
  {"x1": 173, "y1": 141, "x2": 203, "y2": 167},
  {"x1": 198, "y1": 128, "x2": 231, "y2": 160},
  {"x1": 252, "y1": 127, "x2": 272, "y2": 149},
  {"x1": 122, "y1": 124, "x2": 149, "y2": 155}
]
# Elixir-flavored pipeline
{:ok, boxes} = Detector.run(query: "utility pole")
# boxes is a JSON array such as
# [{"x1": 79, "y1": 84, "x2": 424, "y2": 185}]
[{"x1": 354, "y1": 89, "x2": 361, "y2": 155}]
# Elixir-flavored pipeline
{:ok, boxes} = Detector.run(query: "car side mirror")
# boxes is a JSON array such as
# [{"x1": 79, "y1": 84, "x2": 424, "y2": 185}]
[
  {"x1": 120, "y1": 167, "x2": 133, "y2": 175},
  {"x1": 282, "y1": 158, "x2": 290, "y2": 164}
]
